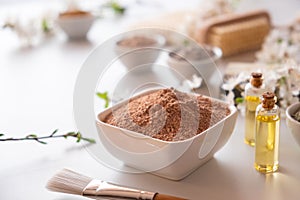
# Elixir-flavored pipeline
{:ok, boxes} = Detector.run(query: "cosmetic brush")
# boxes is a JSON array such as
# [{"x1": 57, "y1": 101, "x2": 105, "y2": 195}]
[{"x1": 46, "y1": 168, "x2": 187, "y2": 200}]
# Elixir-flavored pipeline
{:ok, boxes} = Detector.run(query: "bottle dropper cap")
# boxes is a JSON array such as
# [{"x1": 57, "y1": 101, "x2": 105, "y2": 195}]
[
  {"x1": 251, "y1": 72, "x2": 263, "y2": 78},
  {"x1": 251, "y1": 72, "x2": 263, "y2": 88},
  {"x1": 262, "y1": 92, "x2": 276, "y2": 110},
  {"x1": 262, "y1": 92, "x2": 275, "y2": 99}
]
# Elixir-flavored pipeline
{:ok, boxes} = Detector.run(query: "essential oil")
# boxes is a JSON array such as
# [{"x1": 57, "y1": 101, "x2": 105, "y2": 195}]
[
  {"x1": 254, "y1": 92, "x2": 280, "y2": 173},
  {"x1": 244, "y1": 72, "x2": 265, "y2": 146},
  {"x1": 245, "y1": 95, "x2": 260, "y2": 146}
]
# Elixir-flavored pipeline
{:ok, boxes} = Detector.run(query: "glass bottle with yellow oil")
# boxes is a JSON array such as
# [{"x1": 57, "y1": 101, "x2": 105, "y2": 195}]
[
  {"x1": 255, "y1": 92, "x2": 280, "y2": 173},
  {"x1": 244, "y1": 72, "x2": 266, "y2": 146}
]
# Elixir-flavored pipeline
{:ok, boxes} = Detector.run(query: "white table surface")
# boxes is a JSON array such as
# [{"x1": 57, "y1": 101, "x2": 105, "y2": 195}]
[{"x1": 1, "y1": 1, "x2": 300, "y2": 200}]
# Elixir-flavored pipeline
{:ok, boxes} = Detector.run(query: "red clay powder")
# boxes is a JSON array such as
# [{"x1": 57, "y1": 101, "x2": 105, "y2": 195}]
[{"x1": 104, "y1": 88, "x2": 230, "y2": 141}]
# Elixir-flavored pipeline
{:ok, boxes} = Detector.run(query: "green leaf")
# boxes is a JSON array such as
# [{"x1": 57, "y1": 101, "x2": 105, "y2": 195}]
[
  {"x1": 279, "y1": 76, "x2": 286, "y2": 85},
  {"x1": 66, "y1": 132, "x2": 76, "y2": 137},
  {"x1": 96, "y1": 91, "x2": 110, "y2": 108},
  {"x1": 37, "y1": 140, "x2": 47, "y2": 144},
  {"x1": 96, "y1": 91, "x2": 108, "y2": 99},
  {"x1": 42, "y1": 18, "x2": 50, "y2": 33},
  {"x1": 26, "y1": 134, "x2": 37, "y2": 138},
  {"x1": 82, "y1": 137, "x2": 96, "y2": 144},
  {"x1": 50, "y1": 129, "x2": 58, "y2": 136},
  {"x1": 109, "y1": 1, "x2": 126, "y2": 15},
  {"x1": 277, "y1": 38, "x2": 283, "y2": 44},
  {"x1": 76, "y1": 132, "x2": 81, "y2": 143},
  {"x1": 235, "y1": 97, "x2": 244, "y2": 104}
]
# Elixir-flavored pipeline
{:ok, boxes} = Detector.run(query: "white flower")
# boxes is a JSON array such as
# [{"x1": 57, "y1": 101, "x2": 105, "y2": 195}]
[
  {"x1": 184, "y1": 74, "x2": 203, "y2": 89},
  {"x1": 256, "y1": 24, "x2": 300, "y2": 64}
]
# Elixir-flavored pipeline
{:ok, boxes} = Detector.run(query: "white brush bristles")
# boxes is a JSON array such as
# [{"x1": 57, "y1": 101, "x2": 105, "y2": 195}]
[{"x1": 46, "y1": 168, "x2": 93, "y2": 195}]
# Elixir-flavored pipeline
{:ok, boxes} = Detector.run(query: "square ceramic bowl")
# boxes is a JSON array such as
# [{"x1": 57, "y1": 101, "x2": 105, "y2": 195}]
[
  {"x1": 96, "y1": 89, "x2": 238, "y2": 180},
  {"x1": 286, "y1": 102, "x2": 300, "y2": 147}
]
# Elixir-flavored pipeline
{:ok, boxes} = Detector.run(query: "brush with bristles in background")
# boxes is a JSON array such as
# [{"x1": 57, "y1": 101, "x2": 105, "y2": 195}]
[{"x1": 47, "y1": 168, "x2": 187, "y2": 200}]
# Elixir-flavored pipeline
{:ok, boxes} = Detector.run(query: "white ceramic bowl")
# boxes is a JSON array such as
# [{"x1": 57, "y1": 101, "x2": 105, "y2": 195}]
[
  {"x1": 96, "y1": 89, "x2": 238, "y2": 180},
  {"x1": 286, "y1": 102, "x2": 300, "y2": 147},
  {"x1": 114, "y1": 34, "x2": 165, "y2": 70},
  {"x1": 56, "y1": 14, "x2": 95, "y2": 39},
  {"x1": 167, "y1": 46, "x2": 222, "y2": 79}
]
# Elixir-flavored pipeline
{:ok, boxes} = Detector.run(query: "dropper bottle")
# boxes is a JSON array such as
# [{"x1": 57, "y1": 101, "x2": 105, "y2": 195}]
[
  {"x1": 244, "y1": 72, "x2": 265, "y2": 146},
  {"x1": 254, "y1": 92, "x2": 280, "y2": 173}
]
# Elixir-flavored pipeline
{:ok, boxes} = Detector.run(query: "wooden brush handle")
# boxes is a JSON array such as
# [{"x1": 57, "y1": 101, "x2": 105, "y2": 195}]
[{"x1": 153, "y1": 193, "x2": 187, "y2": 200}]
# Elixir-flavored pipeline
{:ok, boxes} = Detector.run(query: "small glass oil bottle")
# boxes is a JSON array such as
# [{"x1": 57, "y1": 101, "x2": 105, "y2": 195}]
[
  {"x1": 254, "y1": 92, "x2": 280, "y2": 173},
  {"x1": 244, "y1": 72, "x2": 265, "y2": 146}
]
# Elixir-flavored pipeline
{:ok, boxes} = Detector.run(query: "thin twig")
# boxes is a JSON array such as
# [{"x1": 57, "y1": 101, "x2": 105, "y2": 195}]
[{"x1": 0, "y1": 130, "x2": 95, "y2": 144}]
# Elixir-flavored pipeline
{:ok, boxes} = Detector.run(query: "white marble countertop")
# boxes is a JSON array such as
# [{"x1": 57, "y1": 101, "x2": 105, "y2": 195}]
[{"x1": 1, "y1": 1, "x2": 300, "y2": 200}]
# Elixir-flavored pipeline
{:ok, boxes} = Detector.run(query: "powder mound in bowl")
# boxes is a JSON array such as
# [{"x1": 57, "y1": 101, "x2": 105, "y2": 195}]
[
  {"x1": 169, "y1": 46, "x2": 215, "y2": 61},
  {"x1": 103, "y1": 88, "x2": 231, "y2": 141},
  {"x1": 117, "y1": 36, "x2": 157, "y2": 48}
]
